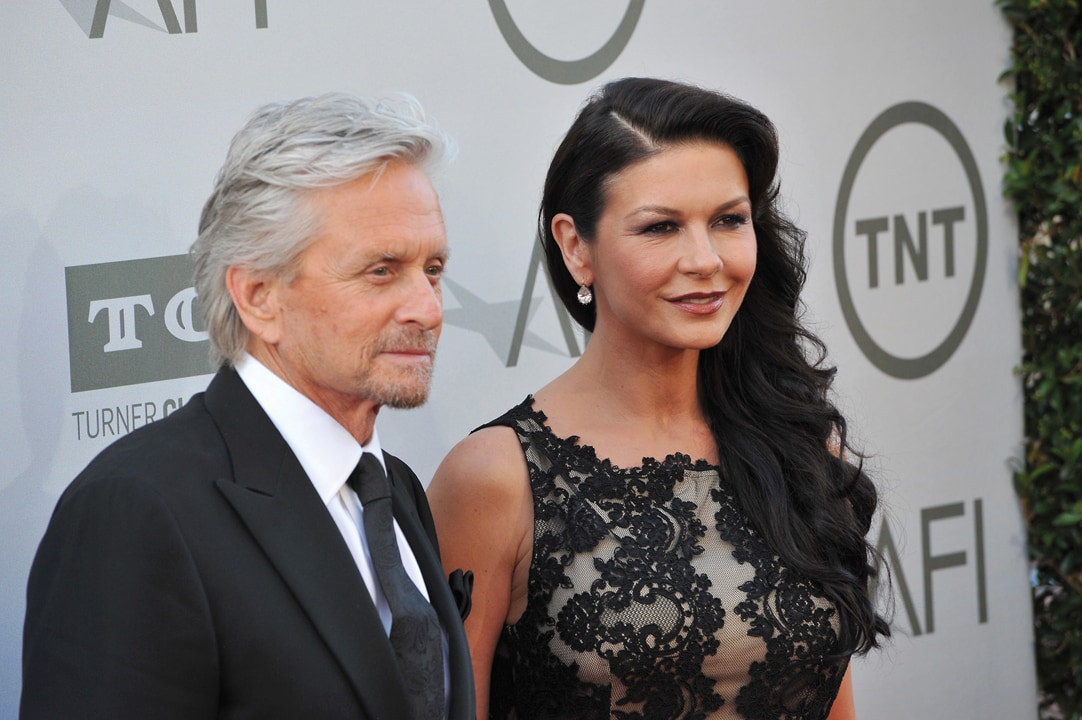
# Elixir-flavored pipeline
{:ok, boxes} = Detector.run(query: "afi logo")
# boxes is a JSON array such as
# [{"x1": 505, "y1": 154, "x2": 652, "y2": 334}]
[
  {"x1": 63, "y1": 0, "x2": 268, "y2": 39},
  {"x1": 66, "y1": 254, "x2": 211, "y2": 392},
  {"x1": 873, "y1": 498, "x2": 988, "y2": 637},
  {"x1": 833, "y1": 102, "x2": 987, "y2": 379}
]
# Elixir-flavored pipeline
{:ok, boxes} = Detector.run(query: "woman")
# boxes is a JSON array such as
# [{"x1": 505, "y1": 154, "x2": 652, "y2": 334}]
[{"x1": 428, "y1": 77, "x2": 889, "y2": 720}]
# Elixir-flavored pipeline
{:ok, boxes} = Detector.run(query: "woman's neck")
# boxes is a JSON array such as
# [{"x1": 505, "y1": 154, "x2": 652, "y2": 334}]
[{"x1": 535, "y1": 334, "x2": 718, "y2": 466}]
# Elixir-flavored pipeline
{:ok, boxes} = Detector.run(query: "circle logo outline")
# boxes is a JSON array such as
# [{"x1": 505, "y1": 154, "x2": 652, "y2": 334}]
[
  {"x1": 488, "y1": 0, "x2": 644, "y2": 85},
  {"x1": 833, "y1": 101, "x2": 988, "y2": 379}
]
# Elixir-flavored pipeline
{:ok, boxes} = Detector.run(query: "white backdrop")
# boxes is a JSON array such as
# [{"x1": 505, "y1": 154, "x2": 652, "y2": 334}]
[{"x1": 0, "y1": 2, "x2": 1035, "y2": 717}]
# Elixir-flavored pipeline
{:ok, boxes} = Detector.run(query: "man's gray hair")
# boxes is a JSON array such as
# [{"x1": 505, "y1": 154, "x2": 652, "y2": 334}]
[{"x1": 191, "y1": 92, "x2": 453, "y2": 367}]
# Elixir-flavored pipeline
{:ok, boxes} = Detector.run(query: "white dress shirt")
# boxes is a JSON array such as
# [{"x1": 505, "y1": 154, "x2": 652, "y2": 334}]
[{"x1": 234, "y1": 353, "x2": 432, "y2": 634}]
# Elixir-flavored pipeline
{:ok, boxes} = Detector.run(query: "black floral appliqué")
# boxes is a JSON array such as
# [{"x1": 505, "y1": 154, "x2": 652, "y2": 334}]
[{"x1": 485, "y1": 397, "x2": 847, "y2": 720}]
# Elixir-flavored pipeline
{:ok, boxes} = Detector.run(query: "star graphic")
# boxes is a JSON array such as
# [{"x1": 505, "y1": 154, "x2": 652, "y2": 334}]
[{"x1": 441, "y1": 276, "x2": 580, "y2": 365}]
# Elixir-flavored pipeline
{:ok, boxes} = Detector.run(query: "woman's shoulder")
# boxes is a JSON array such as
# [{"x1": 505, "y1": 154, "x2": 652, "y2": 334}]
[
  {"x1": 472, "y1": 394, "x2": 541, "y2": 434},
  {"x1": 445, "y1": 423, "x2": 524, "y2": 473},
  {"x1": 429, "y1": 407, "x2": 532, "y2": 508},
  {"x1": 427, "y1": 407, "x2": 535, "y2": 568}
]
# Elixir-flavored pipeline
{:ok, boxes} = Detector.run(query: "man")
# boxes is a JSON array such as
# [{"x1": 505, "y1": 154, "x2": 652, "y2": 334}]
[{"x1": 21, "y1": 93, "x2": 474, "y2": 719}]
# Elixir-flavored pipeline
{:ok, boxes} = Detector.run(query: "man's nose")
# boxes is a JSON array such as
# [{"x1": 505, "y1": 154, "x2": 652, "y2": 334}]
[{"x1": 397, "y1": 271, "x2": 443, "y2": 330}]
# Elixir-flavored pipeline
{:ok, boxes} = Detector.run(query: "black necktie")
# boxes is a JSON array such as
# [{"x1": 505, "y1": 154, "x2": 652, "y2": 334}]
[{"x1": 348, "y1": 453, "x2": 445, "y2": 719}]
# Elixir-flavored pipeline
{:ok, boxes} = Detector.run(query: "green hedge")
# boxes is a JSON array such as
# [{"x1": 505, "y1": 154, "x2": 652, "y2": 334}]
[{"x1": 999, "y1": 1, "x2": 1082, "y2": 717}]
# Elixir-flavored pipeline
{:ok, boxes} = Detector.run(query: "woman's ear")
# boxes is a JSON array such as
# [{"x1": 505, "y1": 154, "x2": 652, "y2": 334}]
[
  {"x1": 226, "y1": 264, "x2": 283, "y2": 346},
  {"x1": 551, "y1": 213, "x2": 593, "y2": 286}
]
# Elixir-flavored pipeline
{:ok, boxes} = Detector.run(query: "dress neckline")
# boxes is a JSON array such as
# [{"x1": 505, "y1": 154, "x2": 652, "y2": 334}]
[{"x1": 518, "y1": 394, "x2": 721, "y2": 475}]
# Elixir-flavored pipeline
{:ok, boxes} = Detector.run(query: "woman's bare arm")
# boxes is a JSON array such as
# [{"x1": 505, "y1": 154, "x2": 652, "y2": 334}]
[{"x1": 427, "y1": 426, "x2": 534, "y2": 720}]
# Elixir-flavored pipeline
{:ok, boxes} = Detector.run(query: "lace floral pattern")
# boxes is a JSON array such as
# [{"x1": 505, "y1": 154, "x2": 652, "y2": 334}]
[{"x1": 486, "y1": 398, "x2": 847, "y2": 720}]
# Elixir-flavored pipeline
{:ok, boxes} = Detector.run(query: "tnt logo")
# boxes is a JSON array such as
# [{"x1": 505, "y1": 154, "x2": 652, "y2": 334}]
[
  {"x1": 66, "y1": 254, "x2": 210, "y2": 392},
  {"x1": 833, "y1": 102, "x2": 987, "y2": 379}
]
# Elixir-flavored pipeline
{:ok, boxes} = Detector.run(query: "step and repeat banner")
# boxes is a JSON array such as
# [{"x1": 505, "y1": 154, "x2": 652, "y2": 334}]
[{"x1": 0, "y1": 2, "x2": 1034, "y2": 717}]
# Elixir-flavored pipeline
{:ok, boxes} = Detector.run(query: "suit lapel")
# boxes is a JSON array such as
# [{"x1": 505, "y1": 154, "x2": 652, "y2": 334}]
[
  {"x1": 386, "y1": 458, "x2": 476, "y2": 720},
  {"x1": 204, "y1": 368, "x2": 413, "y2": 719}
]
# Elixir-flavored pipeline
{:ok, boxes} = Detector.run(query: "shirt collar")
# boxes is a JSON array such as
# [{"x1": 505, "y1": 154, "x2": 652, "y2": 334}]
[{"x1": 234, "y1": 353, "x2": 385, "y2": 504}]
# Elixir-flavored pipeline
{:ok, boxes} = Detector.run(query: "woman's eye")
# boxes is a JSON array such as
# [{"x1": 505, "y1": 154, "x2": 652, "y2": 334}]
[
  {"x1": 642, "y1": 221, "x2": 678, "y2": 235},
  {"x1": 716, "y1": 213, "x2": 750, "y2": 228}
]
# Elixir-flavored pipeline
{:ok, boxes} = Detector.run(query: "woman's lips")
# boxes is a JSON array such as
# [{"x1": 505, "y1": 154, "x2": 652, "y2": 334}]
[{"x1": 668, "y1": 292, "x2": 725, "y2": 315}]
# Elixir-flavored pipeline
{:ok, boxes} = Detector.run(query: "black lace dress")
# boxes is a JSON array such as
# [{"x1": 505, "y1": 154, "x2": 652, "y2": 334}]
[{"x1": 483, "y1": 397, "x2": 848, "y2": 720}]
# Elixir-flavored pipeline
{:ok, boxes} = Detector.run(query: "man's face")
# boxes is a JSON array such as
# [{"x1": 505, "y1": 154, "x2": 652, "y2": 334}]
[{"x1": 267, "y1": 160, "x2": 447, "y2": 417}]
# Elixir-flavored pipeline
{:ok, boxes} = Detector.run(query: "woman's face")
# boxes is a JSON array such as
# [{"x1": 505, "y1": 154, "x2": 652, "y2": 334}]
[{"x1": 575, "y1": 141, "x2": 757, "y2": 355}]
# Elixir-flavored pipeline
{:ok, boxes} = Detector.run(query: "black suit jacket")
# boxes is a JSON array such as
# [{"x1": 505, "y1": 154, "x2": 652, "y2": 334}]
[{"x1": 21, "y1": 367, "x2": 474, "y2": 720}]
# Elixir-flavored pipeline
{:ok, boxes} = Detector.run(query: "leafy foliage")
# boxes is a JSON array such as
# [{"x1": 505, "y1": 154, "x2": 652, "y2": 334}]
[{"x1": 999, "y1": 0, "x2": 1082, "y2": 716}]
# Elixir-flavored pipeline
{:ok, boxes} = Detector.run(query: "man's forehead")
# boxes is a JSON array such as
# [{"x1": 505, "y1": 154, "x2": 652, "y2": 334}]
[{"x1": 362, "y1": 238, "x2": 449, "y2": 262}]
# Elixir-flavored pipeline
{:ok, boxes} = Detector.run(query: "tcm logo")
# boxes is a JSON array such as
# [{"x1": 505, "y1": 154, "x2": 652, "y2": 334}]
[
  {"x1": 489, "y1": 0, "x2": 642, "y2": 84},
  {"x1": 833, "y1": 102, "x2": 987, "y2": 379},
  {"x1": 63, "y1": 0, "x2": 268, "y2": 39},
  {"x1": 66, "y1": 254, "x2": 210, "y2": 392}
]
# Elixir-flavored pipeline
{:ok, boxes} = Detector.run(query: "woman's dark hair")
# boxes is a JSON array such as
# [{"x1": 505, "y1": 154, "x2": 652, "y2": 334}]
[{"x1": 540, "y1": 77, "x2": 890, "y2": 656}]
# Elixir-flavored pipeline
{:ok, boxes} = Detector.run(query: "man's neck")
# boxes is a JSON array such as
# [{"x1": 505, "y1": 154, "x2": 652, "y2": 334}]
[{"x1": 245, "y1": 343, "x2": 381, "y2": 445}]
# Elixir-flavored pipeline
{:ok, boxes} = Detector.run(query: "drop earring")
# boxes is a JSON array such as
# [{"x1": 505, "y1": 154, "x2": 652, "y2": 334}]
[{"x1": 576, "y1": 283, "x2": 593, "y2": 305}]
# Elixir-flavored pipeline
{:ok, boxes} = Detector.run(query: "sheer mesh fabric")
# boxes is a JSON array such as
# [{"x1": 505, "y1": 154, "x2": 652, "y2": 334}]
[{"x1": 485, "y1": 397, "x2": 847, "y2": 720}]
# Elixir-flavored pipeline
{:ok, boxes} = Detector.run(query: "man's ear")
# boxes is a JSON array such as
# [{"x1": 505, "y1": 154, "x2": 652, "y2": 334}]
[
  {"x1": 551, "y1": 213, "x2": 593, "y2": 286},
  {"x1": 226, "y1": 265, "x2": 283, "y2": 346}
]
